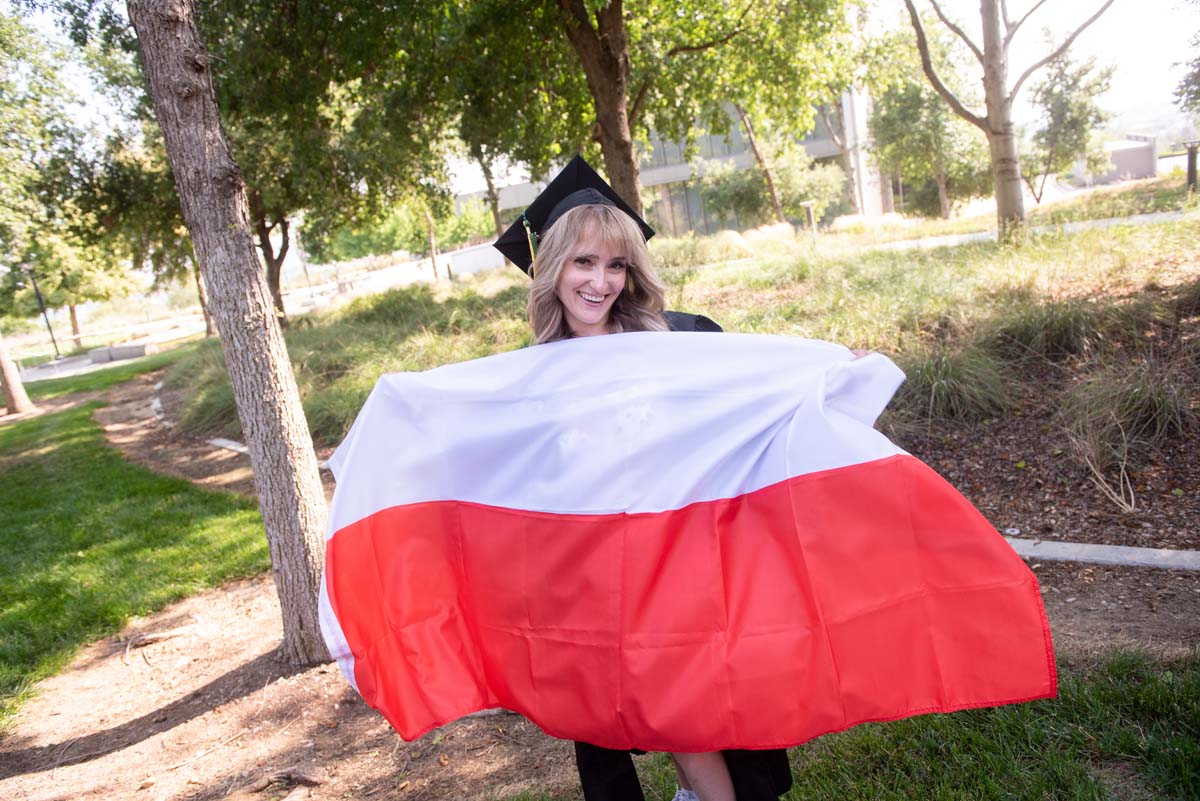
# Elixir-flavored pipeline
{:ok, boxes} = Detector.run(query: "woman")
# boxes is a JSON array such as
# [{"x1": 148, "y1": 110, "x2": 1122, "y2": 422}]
[
  {"x1": 322, "y1": 157, "x2": 1056, "y2": 801},
  {"x1": 505, "y1": 157, "x2": 792, "y2": 801}
]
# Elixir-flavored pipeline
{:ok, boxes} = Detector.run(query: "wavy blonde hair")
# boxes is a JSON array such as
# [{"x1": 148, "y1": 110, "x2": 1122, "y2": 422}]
[{"x1": 527, "y1": 204, "x2": 668, "y2": 344}]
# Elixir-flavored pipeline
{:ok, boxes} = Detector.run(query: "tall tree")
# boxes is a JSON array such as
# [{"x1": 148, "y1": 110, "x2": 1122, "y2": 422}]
[
  {"x1": 871, "y1": 77, "x2": 990, "y2": 217},
  {"x1": 1021, "y1": 52, "x2": 1112, "y2": 204},
  {"x1": 448, "y1": 0, "x2": 594, "y2": 233},
  {"x1": 0, "y1": 9, "x2": 68, "y2": 281},
  {"x1": 64, "y1": 0, "x2": 452, "y2": 326},
  {"x1": 1, "y1": 7, "x2": 130, "y2": 348},
  {"x1": 902, "y1": 0, "x2": 1115, "y2": 237},
  {"x1": 701, "y1": 4, "x2": 860, "y2": 225},
  {"x1": 1176, "y1": 0, "x2": 1200, "y2": 114},
  {"x1": 549, "y1": 0, "x2": 851, "y2": 213},
  {"x1": 125, "y1": 0, "x2": 329, "y2": 665},
  {"x1": 869, "y1": 23, "x2": 991, "y2": 219}
]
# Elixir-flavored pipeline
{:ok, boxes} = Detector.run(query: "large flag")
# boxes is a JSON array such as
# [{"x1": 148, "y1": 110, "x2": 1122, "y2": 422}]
[{"x1": 320, "y1": 333, "x2": 1056, "y2": 751}]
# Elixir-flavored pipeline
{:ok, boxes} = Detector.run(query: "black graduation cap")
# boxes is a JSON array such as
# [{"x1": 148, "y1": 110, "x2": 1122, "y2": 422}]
[{"x1": 494, "y1": 155, "x2": 655, "y2": 274}]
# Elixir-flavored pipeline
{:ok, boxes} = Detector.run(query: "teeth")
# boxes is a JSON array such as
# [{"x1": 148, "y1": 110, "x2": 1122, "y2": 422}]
[{"x1": 579, "y1": 292, "x2": 604, "y2": 302}]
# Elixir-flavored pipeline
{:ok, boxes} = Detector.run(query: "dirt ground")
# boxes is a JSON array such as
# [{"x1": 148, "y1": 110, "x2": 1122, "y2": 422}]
[{"x1": 1, "y1": 372, "x2": 1197, "y2": 801}]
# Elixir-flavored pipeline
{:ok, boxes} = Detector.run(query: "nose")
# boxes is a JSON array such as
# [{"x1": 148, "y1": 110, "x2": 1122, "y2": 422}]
[{"x1": 587, "y1": 266, "x2": 607, "y2": 290}]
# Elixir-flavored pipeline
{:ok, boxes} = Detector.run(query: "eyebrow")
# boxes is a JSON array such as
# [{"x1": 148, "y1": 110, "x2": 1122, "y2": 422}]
[{"x1": 572, "y1": 251, "x2": 628, "y2": 263}]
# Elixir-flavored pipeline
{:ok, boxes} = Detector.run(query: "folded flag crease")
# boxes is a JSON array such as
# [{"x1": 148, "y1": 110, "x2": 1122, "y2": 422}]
[{"x1": 320, "y1": 332, "x2": 1056, "y2": 751}]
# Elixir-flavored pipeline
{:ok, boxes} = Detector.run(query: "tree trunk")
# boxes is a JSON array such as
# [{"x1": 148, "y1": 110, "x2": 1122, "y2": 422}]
[
  {"x1": 557, "y1": 0, "x2": 642, "y2": 213},
  {"x1": 736, "y1": 104, "x2": 785, "y2": 224},
  {"x1": 69, "y1": 304, "x2": 82, "y2": 350},
  {"x1": 250, "y1": 193, "x2": 290, "y2": 327},
  {"x1": 979, "y1": 1, "x2": 1024, "y2": 237},
  {"x1": 935, "y1": 173, "x2": 951, "y2": 219},
  {"x1": 190, "y1": 253, "x2": 216, "y2": 336},
  {"x1": 127, "y1": 0, "x2": 330, "y2": 666},
  {"x1": 0, "y1": 332, "x2": 35, "y2": 415},
  {"x1": 473, "y1": 145, "x2": 505, "y2": 237},
  {"x1": 986, "y1": 127, "x2": 1024, "y2": 237},
  {"x1": 424, "y1": 208, "x2": 441, "y2": 280},
  {"x1": 819, "y1": 102, "x2": 862, "y2": 215}
]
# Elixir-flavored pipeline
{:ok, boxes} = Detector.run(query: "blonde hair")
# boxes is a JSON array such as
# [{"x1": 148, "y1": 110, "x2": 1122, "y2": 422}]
[{"x1": 527, "y1": 204, "x2": 668, "y2": 344}]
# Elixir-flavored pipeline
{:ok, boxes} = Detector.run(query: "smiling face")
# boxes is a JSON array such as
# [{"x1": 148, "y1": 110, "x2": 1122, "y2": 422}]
[{"x1": 554, "y1": 226, "x2": 628, "y2": 337}]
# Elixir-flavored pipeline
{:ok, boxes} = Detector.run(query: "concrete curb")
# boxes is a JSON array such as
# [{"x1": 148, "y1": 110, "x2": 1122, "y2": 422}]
[{"x1": 1006, "y1": 537, "x2": 1200, "y2": 571}]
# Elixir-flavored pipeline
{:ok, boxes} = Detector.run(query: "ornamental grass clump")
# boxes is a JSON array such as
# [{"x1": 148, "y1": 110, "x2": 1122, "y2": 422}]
[
  {"x1": 1062, "y1": 349, "x2": 1198, "y2": 474},
  {"x1": 893, "y1": 345, "x2": 1013, "y2": 422}
]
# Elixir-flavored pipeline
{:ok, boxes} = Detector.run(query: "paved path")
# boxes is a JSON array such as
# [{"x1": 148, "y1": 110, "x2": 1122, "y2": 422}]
[{"x1": 871, "y1": 210, "x2": 1189, "y2": 253}]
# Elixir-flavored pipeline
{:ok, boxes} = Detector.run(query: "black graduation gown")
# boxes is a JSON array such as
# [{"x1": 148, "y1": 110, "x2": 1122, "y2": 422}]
[{"x1": 572, "y1": 310, "x2": 793, "y2": 801}]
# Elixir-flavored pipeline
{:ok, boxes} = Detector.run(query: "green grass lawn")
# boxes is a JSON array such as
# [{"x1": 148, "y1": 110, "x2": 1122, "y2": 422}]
[
  {"x1": 0, "y1": 402, "x2": 266, "y2": 728},
  {"x1": 25, "y1": 341, "x2": 202, "y2": 401},
  {"x1": 1028, "y1": 174, "x2": 1197, "y2": 227},
  {"x1": 813, "y1": 174, "x2": 1194, "y2": 249}
]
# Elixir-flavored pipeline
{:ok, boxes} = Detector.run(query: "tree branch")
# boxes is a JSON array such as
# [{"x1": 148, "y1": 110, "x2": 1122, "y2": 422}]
[
  {"x1": 1000, "y1": 0, "x2": 1013, "y2": 30},
  {"x1": 1008, "y1": 0, "x2": 1116, "y2": 102},
  {"x1": 628, "y1": 80, "x2": 651, "y2": 130},
  {"x1": 902, "y1": 0, "x2": 987, "y2": 130},
  {"x1": 665, "y1": 1, "x2": 753, "y2": 57},
  {"x1": 1005, "y1": 0, "x2": 1051, "y2": 47},
  {"x1": 926, "y1": 0, "x2": 983, "y2": 65},
  {"x1": 818, "y1": 103, "x2": 845, "y2": 150}
]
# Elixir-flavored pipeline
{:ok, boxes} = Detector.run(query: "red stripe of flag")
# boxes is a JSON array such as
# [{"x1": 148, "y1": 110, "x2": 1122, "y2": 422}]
[{"x1": 324, "y1": 454, "x2": 1056, "y2": 751}]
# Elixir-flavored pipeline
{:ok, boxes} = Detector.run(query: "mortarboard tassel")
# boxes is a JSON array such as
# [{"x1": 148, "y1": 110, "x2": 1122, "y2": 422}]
[{"x1": 522, "y1": 214, "x2": 538, "y2": 275}]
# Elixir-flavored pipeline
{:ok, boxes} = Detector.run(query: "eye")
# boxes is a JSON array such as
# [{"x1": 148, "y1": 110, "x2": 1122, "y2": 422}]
[
  {"x1": 608, "y1": 260, "x2": 628, "y2": 271},
  {"x1": 573, "y1": 256, "x2": 592, "y2": 265}
]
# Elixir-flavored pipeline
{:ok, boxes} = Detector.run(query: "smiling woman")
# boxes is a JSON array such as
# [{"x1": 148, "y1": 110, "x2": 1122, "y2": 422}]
[{"x1": 528, "y1": 203, "x2": 669, "y2": 342}]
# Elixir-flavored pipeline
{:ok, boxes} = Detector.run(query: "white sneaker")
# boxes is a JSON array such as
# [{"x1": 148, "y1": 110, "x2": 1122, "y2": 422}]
[{"x1": 670, "y1": 789, "x2": 700, "y2": 801}]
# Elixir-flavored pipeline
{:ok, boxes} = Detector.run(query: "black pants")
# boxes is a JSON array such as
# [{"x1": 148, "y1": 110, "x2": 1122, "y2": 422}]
[{"x1": 574, "y1": 742, "x2": 792, "y2": 801}]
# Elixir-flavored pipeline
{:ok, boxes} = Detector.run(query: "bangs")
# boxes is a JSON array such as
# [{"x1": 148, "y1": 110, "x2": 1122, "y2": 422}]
[{"x1": 574, "y1": 206, "x2": 645, "y2": 259}]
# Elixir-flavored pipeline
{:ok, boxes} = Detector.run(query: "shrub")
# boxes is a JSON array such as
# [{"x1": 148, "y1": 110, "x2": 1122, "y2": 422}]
[
  {"x1": 893, "y1": 345, "x2": 1013, "y2": 421},
  {"x1": 980, "y1": 299, "x2": 1107, "y2": 362},
  {"x1": 1062, "y1": 352, "x2": 1198, "y2": 472}
]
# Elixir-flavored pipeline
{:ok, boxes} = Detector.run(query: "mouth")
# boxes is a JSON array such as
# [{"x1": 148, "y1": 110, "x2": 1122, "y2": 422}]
[{"x1": 578, "y1": 291, "x2": 607, "y2": 305}]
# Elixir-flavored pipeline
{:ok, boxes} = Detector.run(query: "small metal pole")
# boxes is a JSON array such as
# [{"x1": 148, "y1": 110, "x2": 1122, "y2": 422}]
[
  {"x1": 26, "y1": 268, "x2": 61, "y2": 359},
  {"x1": 799, "y1": 200, "x2": 817, "y2": 245}
]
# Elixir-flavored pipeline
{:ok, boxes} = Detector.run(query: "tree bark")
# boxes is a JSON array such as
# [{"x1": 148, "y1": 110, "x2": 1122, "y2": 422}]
[
  {"x1": 190, "y1": 253, "x2": 216, "y2": 336},
  {"x1": 250, "y1": 193, "x2": 290, "y2": 327},
  {"x1": 69, "y1": 304, "x2": 82, "y2": 350},
  {"x1": 935, "y1": 173, "x2": 951, "y2": 219},
  {"x1": 736, "y1": 104, "x2": 785, "y2": 224},
  {"x1": 557, "y1": 0, "x2": 642, "y2": 213},
  {"x1": 0, "y1": 332, "x2": 35, "y2": 415},
  {"x1": 127, "y1": 0, "x2": 329, "y2": 666},
  {"x1": 979, "y1": 0, "x2": 1024, "y2": 237}
]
